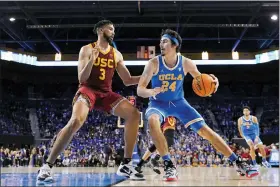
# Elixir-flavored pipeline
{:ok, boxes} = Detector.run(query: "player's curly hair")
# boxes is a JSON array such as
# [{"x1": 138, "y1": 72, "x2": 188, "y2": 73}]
[
  {"x1": 161, "y1": 29, "x2": 182, "y2": 52},
  {"x1": 243, "y1": 106, "x2": 251, "y2": 111},
  {"x1": 93, "y1": 20, "x2": 114, "y2": 34}
]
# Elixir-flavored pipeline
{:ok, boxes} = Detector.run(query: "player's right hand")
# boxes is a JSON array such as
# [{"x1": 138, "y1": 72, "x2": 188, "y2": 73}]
[
  {"x1": 90, "y1": 45, "x2": 100, "y2": 61},
  {"x1": 209, "y1": 74, "x2": 219, "y2": 93},
  {"x1": 151, "y1": 87, "x2": 163, "y2": 99}
]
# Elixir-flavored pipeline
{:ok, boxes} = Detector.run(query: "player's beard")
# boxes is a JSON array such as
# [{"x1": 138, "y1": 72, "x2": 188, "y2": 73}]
[{"x1": 103, "y1": 33, "x2": 113, "y2": 45}]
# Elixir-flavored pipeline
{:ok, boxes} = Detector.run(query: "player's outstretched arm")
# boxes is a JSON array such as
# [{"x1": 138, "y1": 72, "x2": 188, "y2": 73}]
[
  {"x1": 115, "y1": 50, "x2": 141, "y2": 86},
  {"x1": 182, "y1": 57, "x2": 219, "y2": 93},
  {"x1": 78, "y1": 45, "x2": 99, "y2": 83},
  {"x1": 237, "y1": 118, "x2": 244, "y2": 138},
  {"x1": 137, "y1": 58, "x2": 162, "y2": 98}
]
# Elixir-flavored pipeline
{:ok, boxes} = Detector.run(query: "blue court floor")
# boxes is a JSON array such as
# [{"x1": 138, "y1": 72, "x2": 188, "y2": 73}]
[
  {"x1": 1, "y1": 167, "x2": 127, "y2": 186},
  {"x1": 1, "y1": 166, "x2": 279, "y2": 186}
]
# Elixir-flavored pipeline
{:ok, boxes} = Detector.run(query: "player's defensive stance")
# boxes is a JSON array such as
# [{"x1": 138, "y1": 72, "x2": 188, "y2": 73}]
[{"x1": 37, "y1": 20, "x2": 144, "y2": 183}]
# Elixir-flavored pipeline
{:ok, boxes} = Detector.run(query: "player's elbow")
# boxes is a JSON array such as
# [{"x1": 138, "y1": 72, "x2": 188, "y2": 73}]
[
  {"x1": 136, "y1": 86, "x2": 142, "y2": 97},
  {"x1": 122, "y1": 79, "x2": 130, "y2": 86},
  {"x1": 137, "y1": 86, "x2": 145, "y2": 98}
]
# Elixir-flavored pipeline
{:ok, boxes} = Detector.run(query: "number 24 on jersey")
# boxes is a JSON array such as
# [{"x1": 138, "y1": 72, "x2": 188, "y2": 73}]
[{"x1": 162, "y1": 81, "x2": 176, "y2": 92}]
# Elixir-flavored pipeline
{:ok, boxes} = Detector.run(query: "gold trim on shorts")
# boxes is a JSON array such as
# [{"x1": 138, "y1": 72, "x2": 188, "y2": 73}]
[
  {"x1": 72, "y1": 93, "x2": 91, "y2": 109},
  {"x1": 110, "y1": 97, "x2": 126, "y2": 115},
  {"x1": 184, "y1": 118, "x2": 204, "y2": 128}
]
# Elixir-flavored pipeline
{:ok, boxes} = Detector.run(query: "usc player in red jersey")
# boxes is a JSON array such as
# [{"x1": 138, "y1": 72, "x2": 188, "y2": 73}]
[
  {"x1": 136, "y1": 116, "x2": 176, "y2": 174},
  {"x1": 37, "y1": 20, "x2": 144, "y2": 183}
]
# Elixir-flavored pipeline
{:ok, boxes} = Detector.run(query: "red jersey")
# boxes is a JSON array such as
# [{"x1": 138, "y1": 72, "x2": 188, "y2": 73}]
[{"x1": 80, "y1": 42, "x2": 117, "y2": 92}]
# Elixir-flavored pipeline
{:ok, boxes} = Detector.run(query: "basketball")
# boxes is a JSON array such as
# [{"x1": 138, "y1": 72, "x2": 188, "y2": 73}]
[{"x1": 192, "y1": 74, "x2": 216, "y2": 97}]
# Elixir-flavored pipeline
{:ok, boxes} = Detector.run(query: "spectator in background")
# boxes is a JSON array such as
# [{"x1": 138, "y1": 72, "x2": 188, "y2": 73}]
[
  {"x1": 214, "y1": 155, "x2": 221, "y2": 167},
  {"x1": 104, "y1": 144, "x2": 113, "y2": 167}
]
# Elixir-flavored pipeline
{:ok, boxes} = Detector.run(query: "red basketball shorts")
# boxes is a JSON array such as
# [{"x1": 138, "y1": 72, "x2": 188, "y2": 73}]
[{"x1": 72, "y1": 86, "x2": 125, "y2": 114}]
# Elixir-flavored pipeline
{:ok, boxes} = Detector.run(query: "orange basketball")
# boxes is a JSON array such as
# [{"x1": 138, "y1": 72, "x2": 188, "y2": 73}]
[{"x1": 192, "y1": 74, "x2": 216, "y2": 97}]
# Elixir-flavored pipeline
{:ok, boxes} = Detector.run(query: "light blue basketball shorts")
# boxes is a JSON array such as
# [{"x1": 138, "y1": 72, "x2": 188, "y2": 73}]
[{"x1": 145, "y1": 99, "x2": 205, "y2": 132}]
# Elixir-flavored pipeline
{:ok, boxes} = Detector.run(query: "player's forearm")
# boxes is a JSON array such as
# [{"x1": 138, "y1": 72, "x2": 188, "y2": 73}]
[
  {"x1": 78, "y1": 60, "x2": 94, "y2": 83},
  {"x1": 123, "y1": 76, "x2": 141, "y2": 86},
  {"x1": 137, "y1": 87, "x2": 152, "y2": 98}
]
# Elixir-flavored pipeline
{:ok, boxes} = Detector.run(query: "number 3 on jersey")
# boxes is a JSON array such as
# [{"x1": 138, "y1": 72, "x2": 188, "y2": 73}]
[
  {"x1": 162, "y1": 81, "x2": 176, "y2": 92},
  {"x1": 99, "y1": 68, "x2": 105, "y2": 80}
]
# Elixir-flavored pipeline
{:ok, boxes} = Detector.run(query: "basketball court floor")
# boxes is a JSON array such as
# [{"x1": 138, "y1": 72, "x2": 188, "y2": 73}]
[{"x1": 1, "y1": 166, "x2": 279, "y2": 186}]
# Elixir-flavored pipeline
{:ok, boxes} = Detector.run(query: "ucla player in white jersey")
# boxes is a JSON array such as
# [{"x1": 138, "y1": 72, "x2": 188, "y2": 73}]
[
  {"x1": 238, "y1": 106, "x2": 271, "y2": 168},
  {"x1": 137, "y1": 29, "x2": 259, "y2": 180}
]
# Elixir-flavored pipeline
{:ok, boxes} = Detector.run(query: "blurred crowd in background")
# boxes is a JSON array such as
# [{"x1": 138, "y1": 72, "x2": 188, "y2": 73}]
[{"x1": 0, "y1": 82, "x2": 278, "y2": 168}]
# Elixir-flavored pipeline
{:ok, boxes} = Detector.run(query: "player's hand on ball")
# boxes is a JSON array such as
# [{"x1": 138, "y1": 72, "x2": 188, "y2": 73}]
[{"x1": 209, "y1": 74, "x2": 219, "y2": 93}]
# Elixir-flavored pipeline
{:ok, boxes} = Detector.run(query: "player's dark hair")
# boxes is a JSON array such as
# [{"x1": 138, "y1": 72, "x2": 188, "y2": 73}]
[
  {"x1": 161, "y1": 29, "x2": 182, "y2": 52},
  {"x1": 243, "y1": 106, "x2": 251, "y2": 111},
  {"x1": 93, "y1": 20, "x2": 113, "y2": 34}
]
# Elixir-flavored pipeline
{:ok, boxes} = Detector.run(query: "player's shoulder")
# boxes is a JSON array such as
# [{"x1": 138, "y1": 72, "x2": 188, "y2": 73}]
[
  {"x1": 80, "y1": 43, "x2": 92, "y2": 52},
  {"x1": 143, "y1": 56, "x2": 159, "y2": 75},
  {"x1": 250, "y1": 115, "x2": 257, "y2": 119},
  {"x1": 149, "y1": 56, "x2": 159, "y2": 63},
  {"x1": 251, "y1": 115, "x2": 258, "y2": 122},
  {"x1": 79, "y1": 44, "x2": 93, "y2": 58},
  {"x1": 181, "y1": 55, "x2": 194, "y2": 64},
  {"x1": 146, "y1": 56, "x2": 159, "y2": 67},
  {"x1": 238, "y1": 117, "x2": 243, "y2": 122},
  {"x1": 180, "y1": 55, "x2": 189, "y2": 60},
  {"x1": 181, "y1": 55, "x2": 196, "y2": 70},
  {"x1": 112, "y1": 47, "x2": 121, "y2": 55},
  {"x1": 111, "y1": 47, "x2": 123, "y2": 63}
]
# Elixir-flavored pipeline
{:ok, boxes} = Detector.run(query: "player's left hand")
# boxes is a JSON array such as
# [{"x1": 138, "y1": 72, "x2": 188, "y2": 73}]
[{"x1": 209, "y1": 74, "x2": 219, "y2": 93}]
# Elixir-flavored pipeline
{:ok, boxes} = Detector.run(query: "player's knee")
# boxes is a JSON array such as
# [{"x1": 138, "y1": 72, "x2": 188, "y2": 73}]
[
  {"x1": 148, "y1": 114, "x2": 160, "y2": 125},
  {"x1": 133, "y1": 108, "x2": 141, "y2": 119},
  {"x1": 68, "y1": 116, "x2": 85, "y2": 133},
  {"x1": 127, "y1": 107, "x2": 140, "y2": 122},
  {"x1": 197, "y1": 124, "x2": 216, "y2": 140},
  {"x1": 148, "y1": 115, "x2": 161, "y2": 132},
  {"x1": 190, "y1": 120, "x2": 206, "y2": 133}
]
